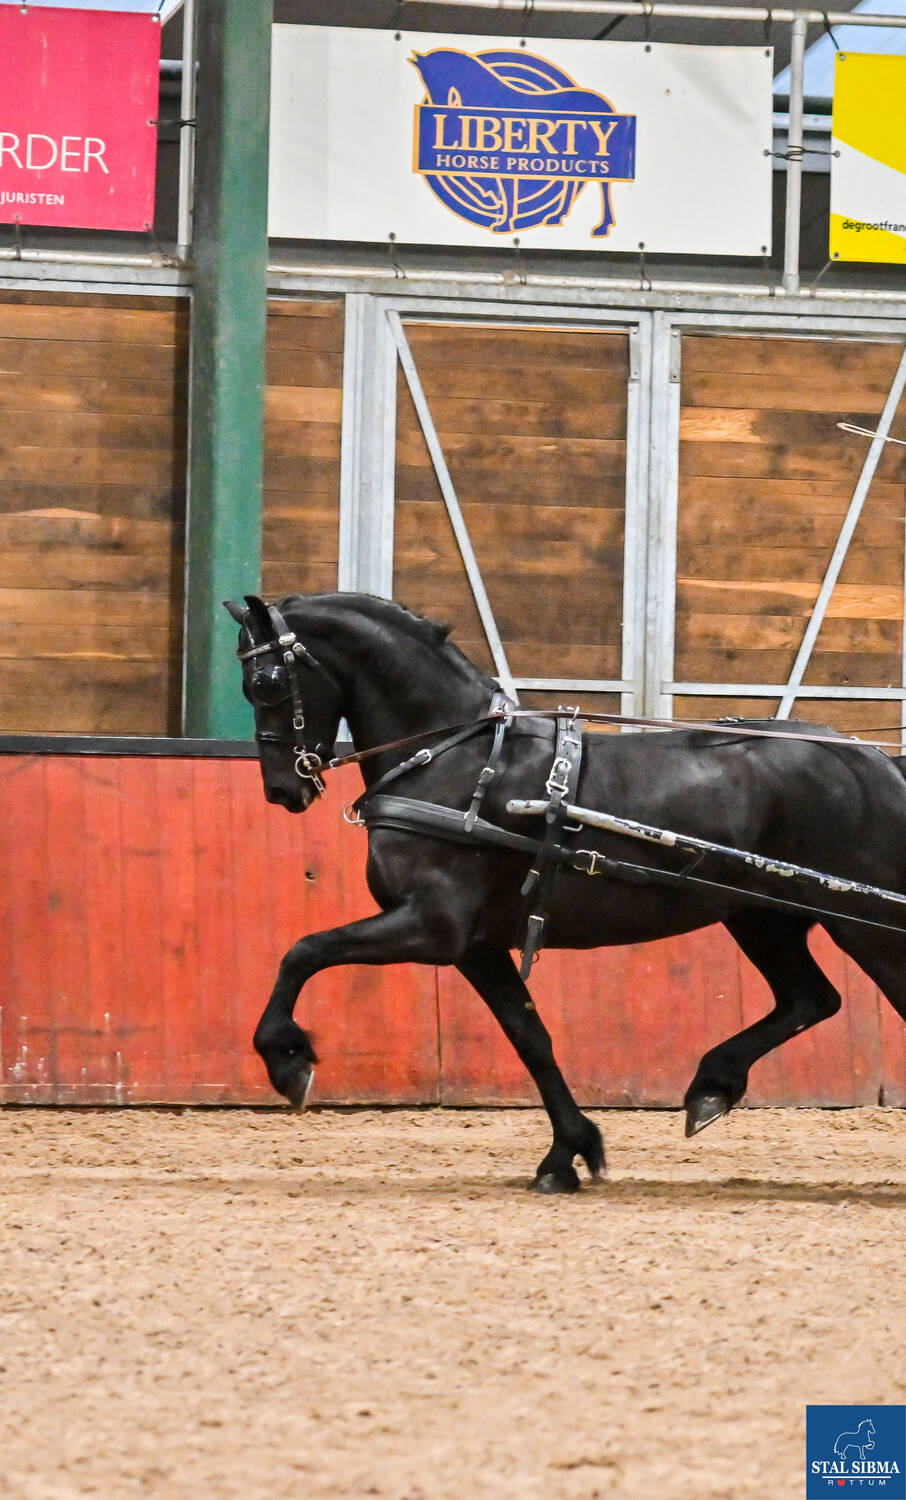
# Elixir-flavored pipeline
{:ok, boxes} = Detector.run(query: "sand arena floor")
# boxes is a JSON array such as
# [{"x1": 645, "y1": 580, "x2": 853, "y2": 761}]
[{"x1": 0, "y1": 1105, "x2": 904, "y2": 1500}]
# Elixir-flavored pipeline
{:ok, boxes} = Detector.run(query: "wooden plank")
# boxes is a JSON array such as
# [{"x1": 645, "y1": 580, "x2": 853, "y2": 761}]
[
  {"x1": 0, "y1": 623, "x2": 174, "y2": 661},
  {"x1": 405, "y1": 325, "x2": 629, "y2": 370},
  {"x1": 0, "y1": 408, "x2": 185, "y2": 451},
  {"x1": 155, "y1": 757, "x2": 205, "y2": 1099},
  {"x1": 43, "y1": 758, "x2": 97, "y2": 1098},
  {"x1": 0, "y1": 549, "x2": 176, "y2": 590},
  {"x1": 679, "y1": 439, "x2": 905, "y2": 483},
  {"x1": 0, "y1": 512, "x2": 179, "y2": 550},
  {"x1": 266, "y1": 348, "x2": 343, "y2": 388},
  {"x1": 676, "y1": 614, "x2": 900, "y2": 655},
  {"x1": 400, "y1": 359, "x2": 630, "y2": 404},
  {"x1": 674, "y1": 645, "x2": 903, "y2": 685},
  {"x1": 396, "y1": 430, "x2": 626, "y2": 476},
  {"x1": 0, "y1": 289, "x2": 184, "y2": 311},
  {"x1": 392, "y1": 571, "x2": 625, "y2": 641},
  {"x1": 402, "y1": 396, "x2": 626, "y2": 440},
  {"x1": 268, "y1": 298, "x2": 343, "y2": 320},
  {"x1": 262, "y1": 456, "x2": 341, "y2": 497},
  {"x1": 266, "y1": 313, "x2": 345, "y2": 353},
  {"x1": 682, "y1": 334, "x2": 903, "y2": 378},
  {"x1": 264, "y1": 421, "x2": 341, "y2": 460},
  {"x1": 0, "y1": 339, "x2": 186, "y2": 380},
  {"x1": 456, "y1": 639, "x2": 623, "y2": 678},
  {"x1": 183, "y1": 760, "x2": 242, "y2": 1099},
  {"x1": 395, "y1": 463, "x2": 627, "y2": 510},
  {"x1": 0, "y1": 483, "x2": 184, "y2": 520},
  {"x1": 395, "y1": 499, "x2": 624, "y2": 551},
  {"x1": 674, "y1": 544, "x2": 905, "y2": 585},
  {"x1": 113, "y1": 759, "x2": 167, "y2": 1100},
  {"x1": 0, "y1": 374, "x2": 184, "y2": 416},
  {"x1": 0, "y1": 585, "x2": 178, "y2": 627},
  {"x1": 679, "y1": 474, "x2": 906, "y2": 510},
  {"x1": 263, "y1": 561, "x2": 338, "y2": 598},
  {"x1": 0, "y1": 448, "x2": 183, "y2": 485},
  {"x1": 676, "y1": 579, "x2": 904, "y2": 621},
  {"x1": 684, "y1": 368, "x2": 906, "y2": 412},
  {"x1": 264, "y1": 385, "x2": 342, "y2": 423},
  {"x1": 0, "y1": 758, "x2": 56, "y2": 1102},
  {"x1": 679, "y1": 406, "x2": 904, "y2": 447},
  {"x1": 679, "y1": 497, "x2": 904, "y2": 549},
  {"x1": 0, "y1": 660, "x2": 177, "y2": 734},
  {"x1": 79, "y1": 759, "x2": 127, "y2": 1099},
  {"x1": 0, "y1": 302, "x2": 186, "y2": 344}
]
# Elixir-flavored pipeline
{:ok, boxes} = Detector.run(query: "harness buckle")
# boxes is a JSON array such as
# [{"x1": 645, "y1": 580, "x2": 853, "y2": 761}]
[
  {"x1": 343, "y1": 802, "x2": 365, "y2": 828},
  {"x1": 573, "y1": 848, "x2": 608, "y2": 876},
  {"x1": 545, "y1": 756, "x2": 572, "y2": 797}
]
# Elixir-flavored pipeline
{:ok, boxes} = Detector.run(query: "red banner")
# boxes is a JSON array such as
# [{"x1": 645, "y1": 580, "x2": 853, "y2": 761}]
[{"x1": 0, "y1": 7, "x2": 160, "y2": 232}]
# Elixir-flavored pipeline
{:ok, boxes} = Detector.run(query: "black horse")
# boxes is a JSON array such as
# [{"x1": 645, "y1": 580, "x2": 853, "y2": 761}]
[{"x1": 225, "y1": 591, "x2": 906, "y2": 1193}]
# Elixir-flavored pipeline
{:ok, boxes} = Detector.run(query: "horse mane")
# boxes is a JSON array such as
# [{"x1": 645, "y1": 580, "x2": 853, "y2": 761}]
[{"x1": 277, "y1": 591, "x2": 495, "y2": 688}]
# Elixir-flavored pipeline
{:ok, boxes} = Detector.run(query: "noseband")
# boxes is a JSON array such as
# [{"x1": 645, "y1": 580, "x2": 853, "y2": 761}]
[{"x1": 237, "y1": 603, "x2": 336, "y2": 795}]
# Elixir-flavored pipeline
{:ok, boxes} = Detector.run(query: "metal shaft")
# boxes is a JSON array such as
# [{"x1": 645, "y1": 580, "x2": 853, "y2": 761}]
[{"x1": 506, "y1": 798, "x2": 906, "y2": 909}]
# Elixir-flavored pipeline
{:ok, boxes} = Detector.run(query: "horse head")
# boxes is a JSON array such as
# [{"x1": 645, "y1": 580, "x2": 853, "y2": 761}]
[{"x1": 224, "y1": 594, "x2": 345, "y2": 814}]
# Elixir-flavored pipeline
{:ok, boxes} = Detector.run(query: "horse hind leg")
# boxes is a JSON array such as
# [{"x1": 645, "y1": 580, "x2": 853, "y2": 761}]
[
  {"x1": 684, "y1": 912, "x2": 841, "y2": 1137},
  {"x1": 820, "y1": 919, "x2": 906, "y2": 1030}
]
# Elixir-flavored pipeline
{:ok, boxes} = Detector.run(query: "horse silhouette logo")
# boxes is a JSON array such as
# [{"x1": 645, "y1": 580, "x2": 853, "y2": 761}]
[
  {"x1": 835, "y1": 1419, "x2": 877, "y2": 1463},
  {"x1": 410, "y1": 47, "x2": 636, "y2": 238}
]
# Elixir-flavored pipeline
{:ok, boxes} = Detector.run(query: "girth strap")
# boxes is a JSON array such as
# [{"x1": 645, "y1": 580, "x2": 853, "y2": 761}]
[{"x1": 518, "y1": 710, "x2": 584, "y2": 979}]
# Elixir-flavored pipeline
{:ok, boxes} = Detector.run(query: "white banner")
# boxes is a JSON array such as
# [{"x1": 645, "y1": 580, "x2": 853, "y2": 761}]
[{"x1": 269, "y1": 27, "x2": 774, "y2": 257}]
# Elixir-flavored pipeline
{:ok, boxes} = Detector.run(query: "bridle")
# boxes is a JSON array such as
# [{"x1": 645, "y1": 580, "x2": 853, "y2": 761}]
[{"x1": 237, "y1": 602, "x2": 339, "y2": 795}]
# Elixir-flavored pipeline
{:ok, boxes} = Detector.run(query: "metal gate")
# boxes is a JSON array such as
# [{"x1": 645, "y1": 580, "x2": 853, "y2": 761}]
[{"x1": 338, "y1": 297, "x2": 906, "y2": 745}]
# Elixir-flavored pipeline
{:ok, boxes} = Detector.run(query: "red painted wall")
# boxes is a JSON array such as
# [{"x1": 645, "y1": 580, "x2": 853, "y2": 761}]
[{"x1": 0, "y1": 753, "x2": 900, "y2": 1108}]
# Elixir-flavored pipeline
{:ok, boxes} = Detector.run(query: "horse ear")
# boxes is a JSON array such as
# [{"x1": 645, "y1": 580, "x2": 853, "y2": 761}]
[
  {"x1": 223, "y1": 600, "x2": 247, "y2": 625},
  {"x1": 242, "y1": 594, "x2": 273, "y2": 638}
]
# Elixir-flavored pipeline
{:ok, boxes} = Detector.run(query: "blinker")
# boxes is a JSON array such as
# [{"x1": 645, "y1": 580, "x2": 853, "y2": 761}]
[{"x1": 251, "y1": 663, "x2": 290, "y2": 705}]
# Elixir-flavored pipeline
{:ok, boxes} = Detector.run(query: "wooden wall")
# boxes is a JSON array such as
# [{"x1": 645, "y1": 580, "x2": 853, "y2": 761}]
[
  {"x1": 394, "y1": 321, "x2": 628, "y2": 715},
  {"x1": 1, "y1": 750, "x2": 901, "y2": 1109},
  {"x1": 0, "y1": 293, "x2": 343, "y2": 737},
  {"x1": 0, "y1": 292, "x2": 188, "y2": 735},
  {"x1": 675, "y1": 334, "x2": 906, "y2": 735},
  {"x1": 262, "y1": 299, "x2": 343, "y2": 600}
]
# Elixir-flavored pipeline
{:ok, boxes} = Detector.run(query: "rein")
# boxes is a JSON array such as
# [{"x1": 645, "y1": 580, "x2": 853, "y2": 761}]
[
  {"x1": 328, "y1": 708, "x2": 905, "y2": 775},
  {"x1": 238, "y1": 606, "x2": 904, "y2": 808}
]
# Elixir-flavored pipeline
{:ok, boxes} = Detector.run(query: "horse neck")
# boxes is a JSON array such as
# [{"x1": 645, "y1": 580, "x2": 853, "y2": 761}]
[{"x1": 299, "y1": 602, "x2": 496, "y2": 760}]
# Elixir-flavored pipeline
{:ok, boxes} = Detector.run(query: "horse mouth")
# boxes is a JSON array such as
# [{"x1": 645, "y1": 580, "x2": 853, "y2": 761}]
[{"x1": 265, "y1": 784, "x2": 308, "y2": 814}]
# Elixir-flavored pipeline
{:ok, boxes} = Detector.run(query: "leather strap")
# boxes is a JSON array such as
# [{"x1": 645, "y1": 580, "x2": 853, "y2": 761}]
[{"x1": 518, "y1": 711, "x2": 584, "y2": 978}]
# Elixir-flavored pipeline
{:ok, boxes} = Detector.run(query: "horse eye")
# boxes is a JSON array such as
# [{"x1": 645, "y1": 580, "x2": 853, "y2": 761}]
[{"x1": 251, "y1": 665, "x2": 289, "y2": 705}]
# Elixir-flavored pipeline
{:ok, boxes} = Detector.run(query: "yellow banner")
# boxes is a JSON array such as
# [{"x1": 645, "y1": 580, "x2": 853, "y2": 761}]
[{"x1": 831, "y1": 53, "x2": 906, "y2": 264}]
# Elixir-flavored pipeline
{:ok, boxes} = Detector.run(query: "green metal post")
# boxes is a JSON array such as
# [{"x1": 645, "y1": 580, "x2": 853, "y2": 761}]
[{"x1": 183, "y1": 0, "x2": 273, "y2": 737}]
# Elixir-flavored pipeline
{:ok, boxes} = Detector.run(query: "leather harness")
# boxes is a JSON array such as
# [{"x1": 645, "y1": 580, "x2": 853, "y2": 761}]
[{"x1": 237, "y1": 604, "x2": 906, "y2": 958}]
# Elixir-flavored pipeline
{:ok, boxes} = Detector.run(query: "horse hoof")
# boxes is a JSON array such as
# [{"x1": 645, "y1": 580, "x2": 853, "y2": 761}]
[
  {"x1": 529, "y1": 1168, "x2": 580, "y2": 1195},
  {"x1": 684, "y1": 1093, "x2": 731, "y2": 1138},
  {"x1": 288, "y1": 1064, "x2": 315, "y2": 1113}
]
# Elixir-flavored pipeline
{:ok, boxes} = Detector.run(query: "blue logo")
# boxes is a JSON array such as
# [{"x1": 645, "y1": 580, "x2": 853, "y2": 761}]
[
  {"x1": 807, "y1": 1406, "x2": 906, "y2": 1497},
  {"x1": 410, "y1": 47, "x2": 636, "y2": 238}
]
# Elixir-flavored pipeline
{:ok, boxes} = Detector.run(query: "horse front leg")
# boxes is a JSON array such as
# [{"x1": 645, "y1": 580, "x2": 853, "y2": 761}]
[
  {"x1": 457, "y1": 943, "x2": 605, "y2": 1193},
  {"x1": 254, "y1": 905, "x2": 459, "y2": 1108}
]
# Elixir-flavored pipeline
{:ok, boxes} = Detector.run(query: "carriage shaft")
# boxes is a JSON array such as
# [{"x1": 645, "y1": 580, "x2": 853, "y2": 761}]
[{"x1": 505, "y1": 799, "x2": 906, "y2": 911}]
